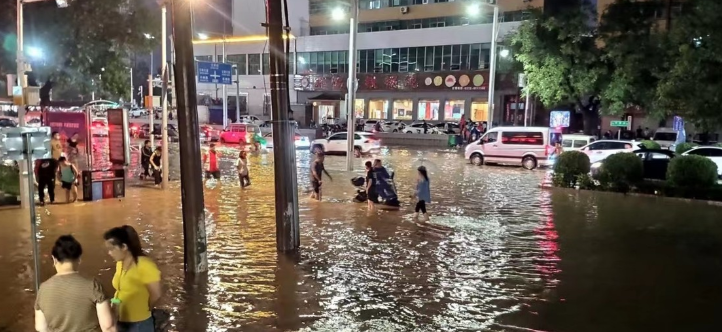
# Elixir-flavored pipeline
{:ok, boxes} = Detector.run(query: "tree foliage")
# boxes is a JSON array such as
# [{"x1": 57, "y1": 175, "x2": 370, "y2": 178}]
[{"x1": 0, "y1": 0, "x2": 159, "y2": 101}]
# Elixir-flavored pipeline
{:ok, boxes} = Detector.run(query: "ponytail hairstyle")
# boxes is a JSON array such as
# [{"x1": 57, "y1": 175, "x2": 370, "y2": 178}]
[{"x1": 103, "y1": 225, "x2": 145, "y2": 262}]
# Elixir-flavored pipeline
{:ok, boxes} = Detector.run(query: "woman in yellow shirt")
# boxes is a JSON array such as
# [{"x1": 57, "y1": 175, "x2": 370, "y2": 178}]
[{"x1": 103, "y1": 226, "x2": 162, "y2": 332}]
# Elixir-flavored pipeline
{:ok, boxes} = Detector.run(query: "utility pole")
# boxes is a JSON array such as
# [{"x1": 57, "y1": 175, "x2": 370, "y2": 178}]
[
  {"x1": 171, "y1": 0, "x2": 208, "y2": 273},
  {"x1": 15, "y1": 0, "x2": 30, "y2": 208},
  {"x1": 345, "y1": 0, "x2": 358, "y2": 171},
  {"x1": 222, "y1": 39, "x2": 228, "y2": 127},
  {"x1": 487, "y1": 5, "x2": 499, "y2": 130},
  {"x1": 161, "y1": 4, "x2": 169, "y2": 188},
  {"x1": 267, "y1": 0, "x2": 300, "y2": 252},
  {"x1": 148, "y1": 70, "x2": 154, "y2": 146},
  {"x1": 130, "y1": 67, "x2": 134, "y2": 106}
]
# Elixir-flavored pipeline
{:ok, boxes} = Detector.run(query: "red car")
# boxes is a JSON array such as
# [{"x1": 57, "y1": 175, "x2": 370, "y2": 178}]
[{"x1": 200, "y1": 125, "x2": 220, "y2": 142}]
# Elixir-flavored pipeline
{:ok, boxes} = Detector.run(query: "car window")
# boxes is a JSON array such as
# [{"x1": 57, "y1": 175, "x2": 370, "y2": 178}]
[
  {"x1": 330, "y1": 133, "x2": 347, "y2": 140},
  {"x1": 573, "y1": 140, "x2": 588, "y2": 148},
  {"x1": 482, "y1": 132, "x2": 498, "y2": 143},
  {"x1": 500, "y1": 131, "x2": 544, "y2": 145},
  {"x1": 608, "y1": 142, "x2": 629, "y2": 149},
  {"x1": 561, "y1": 139, "x2": 573, "y2": 148},
  {"x1": 707, "y1": 149, "x2": 722, "y2": 157},
  {"x1": 354, "y1": 134, "x2": 363, "y2": 140},
  {"x1": 650, "y1": 152, "x2": 671, "y2": 160},
  {"x1": 587, "y1": 142, "x2": 607, "y2": 150}
]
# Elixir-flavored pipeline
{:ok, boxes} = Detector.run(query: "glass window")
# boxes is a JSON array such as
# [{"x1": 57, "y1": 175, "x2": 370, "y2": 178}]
[
  {"x1": 297, "y1": 53, "x2": 308, "y2": 73},
  {"x1": 501, "y1": 131, "x2": 544, "y2": 145},
  {"x1": 460, "y1": 44, "x2": 470, "y2": 70},
  {"x1": 368, "y1": 99, "x2": 388, "y2": 119},
  {"x1": 470, "y1": 101, "x2": 488, "y2": 122},
  {"x1": 444, "y1": 100, "x2": 465, "y2": 120},
  {"x1": 227, "y1": 54, "x2": 247, "y2": 75},
  {"x1": 407, "y1": 47, "x2": 417, "y2": 72},
  {"x1": 470, "y1": 44, "x2": 482, "y2": 70},
  {"x1": 248, "y1": 54, "x2": 261, "y2": 75},
  {"x1": 310, "y1": 52, "x2": 318, "y2": 73},
  {"x1": 450, "y1": 45, "x2": 460, "y2": 70},
  {"x1": 417, "y1": 100, "x2": 439, "y2": 121},
  {"x1": 262, "y1": 53, "x2": 270, "y2": 75},
  {"x1": 433, "y1": 46, "x2": 443, "y2": 71},
  {"x1": 354, "y1": 99, "x2": 365, "y2": 119},
  {"x1": 330, "y1": 133, "x2": 347, "y2": 140},
  {"x1": 424, "y1": 47, "x2": 434, "y2": 72},
  {"x1": 562, "y1": 139, "x2": 574, "y2": 148},
  {"x1": 324, "y1": 51, "x2": 332, "y2": 73},
  {"x1": 318, "y1": 52, "x2": 326, "y2": 74},
  {"x1": 482, "y1": 132, "x2": 498, "y2": 143},
  {"x1": 392, "y1": 100, "x2": 413, "y2": 120},
  {"x1": 573, "y1": 140, "x2": 588, "y2": 148}
]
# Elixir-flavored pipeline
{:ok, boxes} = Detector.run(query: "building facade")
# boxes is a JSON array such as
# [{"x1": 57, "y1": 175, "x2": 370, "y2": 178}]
[{"x1": 192, "y1": 0, "x2": 545, "y2": 125}]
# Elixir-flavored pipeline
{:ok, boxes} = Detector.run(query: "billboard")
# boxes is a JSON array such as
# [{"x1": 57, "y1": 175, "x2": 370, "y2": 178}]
[{"x1": 43, "y1": 111, "x2": 87, "y2": 144}]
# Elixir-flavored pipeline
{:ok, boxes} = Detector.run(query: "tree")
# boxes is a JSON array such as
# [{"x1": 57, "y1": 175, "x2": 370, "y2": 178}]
[
  {"x1": 509, "y1": 5, "x2": 607, "y2": 134},
  {"x1": 1, "y1": 0, "x2": 160, "y2": 101},
  {"x1": 656, "y1": 0, "x2": 722, "y2": 130}
]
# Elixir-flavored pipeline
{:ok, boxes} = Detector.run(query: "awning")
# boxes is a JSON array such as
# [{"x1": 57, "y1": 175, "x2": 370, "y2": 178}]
[{"x1": 307, "y1": 93, "x2": 344, "y2": 101}]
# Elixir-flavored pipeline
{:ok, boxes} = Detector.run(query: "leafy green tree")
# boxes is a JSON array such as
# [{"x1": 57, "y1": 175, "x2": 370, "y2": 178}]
[
  {"x1": 656, "y1": 0, "x2": 722, "y2": 129},
  {"x1": 0, "y1": 0, "x2": 159, "y2": 101},
  {"x1": 509, "y1": 5, "x2": 606, "y2": 134}
]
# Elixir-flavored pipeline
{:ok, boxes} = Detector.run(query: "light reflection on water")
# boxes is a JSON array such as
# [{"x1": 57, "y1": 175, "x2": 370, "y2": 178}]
[{"x1": 2, "y1": 142, "x2": 722, "y2": 331}]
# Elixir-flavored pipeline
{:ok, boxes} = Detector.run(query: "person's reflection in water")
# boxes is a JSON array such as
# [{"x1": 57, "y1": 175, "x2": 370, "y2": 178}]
[{"x1": 274, "y1": 254, "x2": 301, "y2": 330}]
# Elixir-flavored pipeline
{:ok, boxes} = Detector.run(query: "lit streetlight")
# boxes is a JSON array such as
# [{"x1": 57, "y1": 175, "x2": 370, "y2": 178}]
[
  {"x1": 198, "y1": 33, "x2": 209, "y2": 40},
  {"x1": 466, "y1": 2, "x2": 500, "y2": 130},
  {"x1": 26, "y1": 46, "x2": 43, "y2": 59},
  {"x1": 331, "y1": 7, "x2": 346, "y2": 21},
  {"x1": 500, "y1": 49, "x2": 510, "y2": 58},
  {"x1": 331, "y1": 2, "x2": 359, "y2": 171},
  {"x1": 467, "y1": 3, "x2": 481, "y2": 17}
]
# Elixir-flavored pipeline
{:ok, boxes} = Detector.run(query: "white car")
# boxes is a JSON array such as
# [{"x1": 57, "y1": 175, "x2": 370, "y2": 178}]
[
  {"x1": 381, "y1": 121, "x2": 406, "y2": 133},
  {"x1": 263, "y1": 130, "x2": 310, "y2": 149},
  {"x1": 363, "y1": 119, "x2": 381, "y2": 132},
  {"x1": 310, "y1": 132, "x2": 380, "y2": 155},
  {"x1": 579, "y1": 139, "x2": 637, "y2": 164},
  {"x1": 404, "y1": 123, "x2": 439, "y2": 134},
  {"x1": 239, "y1": 115, "x2": 264, "y2": 126},
  {"x1": 682, "y1": 146, "x2": 722, "y2": 177},
  {"x1": 129, "y1": 108, "x2": 148, "y2": 118}
]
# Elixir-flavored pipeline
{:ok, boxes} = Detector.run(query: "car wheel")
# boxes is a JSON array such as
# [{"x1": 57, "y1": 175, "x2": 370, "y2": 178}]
[
  {"x1": 393, "y1": 129, "x2": 398, "y2": 133},
  {"x1": 522, "y1": 156, "x2": 538, "y2": 170},
  {"x1": 470, "y1": 153, "x2": 484, "y2": 166},
  {"x1": 406, "y1": 131, "x2": 413, "y2": 134}
]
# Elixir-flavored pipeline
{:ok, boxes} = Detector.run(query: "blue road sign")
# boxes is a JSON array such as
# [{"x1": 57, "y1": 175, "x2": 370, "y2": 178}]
[{"x1": 197, "y1": 61, "x2": 233, "y2": 85}]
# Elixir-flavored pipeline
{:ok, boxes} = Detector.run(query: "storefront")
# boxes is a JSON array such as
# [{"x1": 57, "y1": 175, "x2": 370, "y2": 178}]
[{"x1": 295, "y1": 70, "x2": 520, "y2": 124}]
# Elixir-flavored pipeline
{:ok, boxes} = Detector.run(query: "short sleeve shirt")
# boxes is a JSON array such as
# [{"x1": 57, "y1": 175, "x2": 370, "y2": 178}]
[
  {"x1": 35, "y1": 273, "x2": 108, "y2": 332},
  {"x1": 111, "y1": 256, "x2": 161, "y2": 323}
]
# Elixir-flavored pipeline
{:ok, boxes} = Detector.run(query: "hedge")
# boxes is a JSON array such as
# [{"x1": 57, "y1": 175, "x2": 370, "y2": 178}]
[
  {"x1": 595, "y1": 153, "x2": 643, "y2": 192},
  {"x1": 553, "y1": 151, "x2": 591, "y2": 188},
  {"x1": 0, "y1": 164, "x2": 20, "y2": 196},
  {"x1": 667, "y1": 155, "x2": 718, "y2": 189},
  {"x1": 640, "y1": 140, "x2": 661, "y2": 150},
  {"x1": 675, "y1": 142, "x2": 698, "y2": 154}
]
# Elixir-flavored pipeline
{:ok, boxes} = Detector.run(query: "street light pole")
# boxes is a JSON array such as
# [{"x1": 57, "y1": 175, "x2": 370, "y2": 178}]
[
  {"x1": 234, "y1": 65, "x2": 240, "y2": 122},
  {"x1": 345, "y1": 0, "x2": 358, "y2": 171},
  {"x1": 222, "y1": 39, "x2": 228, "y2": 128},
  {"x1": 161, "y1": 4, "x2": 169, "y2": 189},
  {"x1": 487, "y1": 5, "x2": 499, "y2": 130},
  {"x1": 15, "y1": 0, "x2": 31, "y2": 209}
]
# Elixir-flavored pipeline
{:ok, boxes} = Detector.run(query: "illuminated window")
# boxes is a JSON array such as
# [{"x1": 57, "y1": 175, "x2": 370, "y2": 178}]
[
  {"x1": 417, "y1": 100, "x2": 439, "y2": 121},
  {"x1": 368, "y1": 100, "x2": 388, "y2": 119},
  {"x1": 471, "y1": 100, "x2": 488, "y2": 122},
  {"x1": 354, "y1": 99, "x2": 365, "y2": 119},
  {"x1": 392, "y1": 100, "x2": 413, "y2": 120},
  {"x1": 444, "y1": 100, "x2": 465, "y2": 120}
]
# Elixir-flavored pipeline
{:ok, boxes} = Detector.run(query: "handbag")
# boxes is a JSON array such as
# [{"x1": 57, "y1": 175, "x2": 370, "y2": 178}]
[{"x1": 152, "y1": 308, "x2": 171, "y2": 332}]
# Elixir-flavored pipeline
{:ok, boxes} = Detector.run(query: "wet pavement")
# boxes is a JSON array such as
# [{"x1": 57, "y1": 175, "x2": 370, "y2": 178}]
[{"x1": 2, "y1": 143, "x2": 722, "y2": 332}]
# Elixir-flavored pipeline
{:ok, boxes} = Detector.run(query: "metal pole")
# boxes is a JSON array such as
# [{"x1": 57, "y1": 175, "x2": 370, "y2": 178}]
[
  {"x1": 222, "y1": 39, "x2": 228, "y2": 128},
  {"x1": 24, "y1": 136, "x2": 40, "y2": 292},
  {"x1": 235, "y1": 67, "x2": 240, "y2": 123},
  {"x1": 171, "y1": 0, "x2": 208, "y2": 273},
  {"x1": 487, "y1": 5, "x2": 499, "y2": 130},
  {"x1": 161, "y1": 4, "x2": 169, "y2": 189},
  {"x1": 524, "y1": 83, "x2": 531, "y2": 127},
  {"x1": 130, "y1": 67, "x2": 134, "y2": 106},
  {"x1": 17, "y1": 0, "x2": 30, "y2": 208},
  {"x1": 345, "y1": 2, "x2": 358, "y2": 171},
  {"x1": 149, "y1": 71, "x2": 155, "y2": 146},
  {"x1": 268, "y1": 0, "x2": 300, "y2": 252}
]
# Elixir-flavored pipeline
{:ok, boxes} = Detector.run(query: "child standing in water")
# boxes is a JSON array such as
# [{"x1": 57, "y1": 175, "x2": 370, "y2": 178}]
[
  {"x1": 235, "y1": 150, "x2": 251, "y2": 188},
  {"x1": 414, "y1": 166, "x2": 431, "y2": 221},
  {"x1": 57, "y1": 157, "x2": 79, "y2": 203}
]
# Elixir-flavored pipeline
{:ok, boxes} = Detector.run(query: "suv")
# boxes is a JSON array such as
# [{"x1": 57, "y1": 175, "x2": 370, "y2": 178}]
[
  {"x1": 311, "y1": 132, "x2": 380, "y2": 155},
  {"x1": 579, "y1": 139, "x2": 637, "y2": 164}
]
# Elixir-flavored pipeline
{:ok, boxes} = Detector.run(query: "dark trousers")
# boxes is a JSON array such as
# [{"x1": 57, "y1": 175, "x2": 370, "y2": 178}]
[
  {"x1": 38, "y1": 177, "x2": 55, "y2": 203},
  {"x1": 153, "y1": 168, "x2": 162, "y2": 185},
  {"x1": 141, "y1": 161, "x2": 151, "y2": 177},
  {"x1": 239, "y1": 174, "x2": 250, "y2": 188},
  {"x1": 415, "y1": 200, "x2": 427, "y2": 214}
]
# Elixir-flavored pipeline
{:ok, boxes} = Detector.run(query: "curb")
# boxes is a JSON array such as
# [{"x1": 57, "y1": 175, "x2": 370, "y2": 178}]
[{"x1": 539, "y1": 184, "x2": 722, "y2": 207}]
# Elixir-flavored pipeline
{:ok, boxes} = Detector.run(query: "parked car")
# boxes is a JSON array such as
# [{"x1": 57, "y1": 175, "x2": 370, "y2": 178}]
[
  {"x1": 561, "y1": 134, "x2": 596, "y2": 151},
  {"x1": 404, "y1": 123, "x2": 440, "y2": 134},
  {"x1": 682, "y1": 146, "x2": 722, "y2": 178},
  {"x1": 381, "y1": 121, "x2": 406, "y2": 132},
  {"x1": 263, "y1": 130, "x2": 310, "y2": 149},
  {"x1": 435, "y1": 122, "x2": 460, "y2": 134},
  {"x1": 590, "y1": 148, "x2": 675, "y2": 180},
  {"x1": 363, "y1": 119, "x2": 380, "y2": 132},
  {"x1": 239, "y1": 115, "x2": 264, "y2": 126},
  {"x1": 578, "y1": 139, "x2": 637, "y2": 164},
  {"x1": 0, "y1": 118, "x2": 18, "y2": 128},
  {"x1": 652, "y1": 127, "x2": 684, "y2": 150},
  {"x1": 465, "y1": 126, "x2": 564, "y2": 170},
  {"x1": 219, "y1": 123, "x2": 261, "y2": 144},
  {"x1": 137, "y1": 124, "x2": 179, "y2": 142},
  {"x1": 310, "y1": 132, "x2": 380, "y2": 155},
  {"x1": 200, "y1": 125, "x2": 221, "y2": 142},
  {"x1": 128, "y1": 108, "x2": 148, "y2": 118}
]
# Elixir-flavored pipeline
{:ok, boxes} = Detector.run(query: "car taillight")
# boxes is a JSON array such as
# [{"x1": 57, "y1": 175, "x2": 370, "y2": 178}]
[{"x1": 295, "y1": 136, "x2": 301, "y2": 141}]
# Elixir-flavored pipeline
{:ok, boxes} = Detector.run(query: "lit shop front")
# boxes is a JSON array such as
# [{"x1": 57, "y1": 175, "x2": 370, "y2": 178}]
[{"x1": 294, "y1": 71, "x2": 519, "y2": 124}]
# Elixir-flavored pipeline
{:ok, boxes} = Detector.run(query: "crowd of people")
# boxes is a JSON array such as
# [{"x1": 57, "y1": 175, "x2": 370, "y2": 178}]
[
  {"x1": 34, "y1": 225, "x2": 163, "y2": 332},
  {"x1": 35, "y1": 132, "x2": 81, "y2": 205}
]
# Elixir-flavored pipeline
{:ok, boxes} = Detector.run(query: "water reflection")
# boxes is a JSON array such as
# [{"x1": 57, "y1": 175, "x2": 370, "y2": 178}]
[{"x1": 1, "y1": 146, "x2": 722, "y2": 331}]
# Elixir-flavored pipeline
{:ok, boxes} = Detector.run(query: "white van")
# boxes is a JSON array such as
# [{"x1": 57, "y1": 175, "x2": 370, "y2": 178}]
[
  {"x1": 465, "y1": 126, "x2": 561, "y2": 170},
  {"x1": 652, "y1": 127, "x2": 684, "y2": 150},
  {"x1": 561, "y1": 134, "x2": 596, "y2": 151}
]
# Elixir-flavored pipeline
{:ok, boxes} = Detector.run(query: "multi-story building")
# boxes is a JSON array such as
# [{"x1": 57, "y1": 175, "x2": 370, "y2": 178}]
[{"x1": 192, "y1": 0, "x2": 544, "y2": 125}]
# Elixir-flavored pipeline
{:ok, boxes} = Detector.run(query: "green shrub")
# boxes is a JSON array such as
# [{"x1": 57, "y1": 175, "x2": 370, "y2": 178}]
[
  {"x1": 640, "y1": 140, "x2": 661, "y2": 150},
  {"x1": 553, "y1": 151, "x2": 591, "y2": 188},
  {"x1": 667, "y1": 155, "x2": 718, "y2": 189},
  {"x1": 675, "y1": 142, "x2": 698, "y2": 154},
  {"x1": 596, "y1": 153, "x2": 643, "y2": 192},
  {"x1": 0, "y1": 165, "x2": 20, "y2": 196}
]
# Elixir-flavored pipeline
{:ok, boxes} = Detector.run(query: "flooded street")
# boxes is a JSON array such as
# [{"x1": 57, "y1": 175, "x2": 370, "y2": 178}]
[{"x1": 2, "y1": 145, "x2": 722, "y2": 331}]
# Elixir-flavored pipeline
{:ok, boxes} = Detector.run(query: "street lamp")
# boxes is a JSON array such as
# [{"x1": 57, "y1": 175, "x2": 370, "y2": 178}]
[
  {"x1": 500, "y1": 49, "x2": 510, "y2": 58},
  {"x1": 198, "y1": 33, "x2": 209, "y2": 40},
  {"x1": 144, "y1": 33, "x2": 155, "y2": 40},
  {"x1": 26, "y1": 46, "x2": 43, "y2": 59},
  {"x1": 467, "y1": 3, "x2": 481, "y2": 17},
  {"x1": 468, "y1": 2, "x2": 500, "y2": 130},
  {"x1": 332, "y1": 1, "x2": 359, "y2": 171}
]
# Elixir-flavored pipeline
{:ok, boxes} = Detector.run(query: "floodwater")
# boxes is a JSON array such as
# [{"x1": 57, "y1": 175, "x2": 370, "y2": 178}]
[{"x1": 2, "y1": 143, "x2": 722, "y2": 332}]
